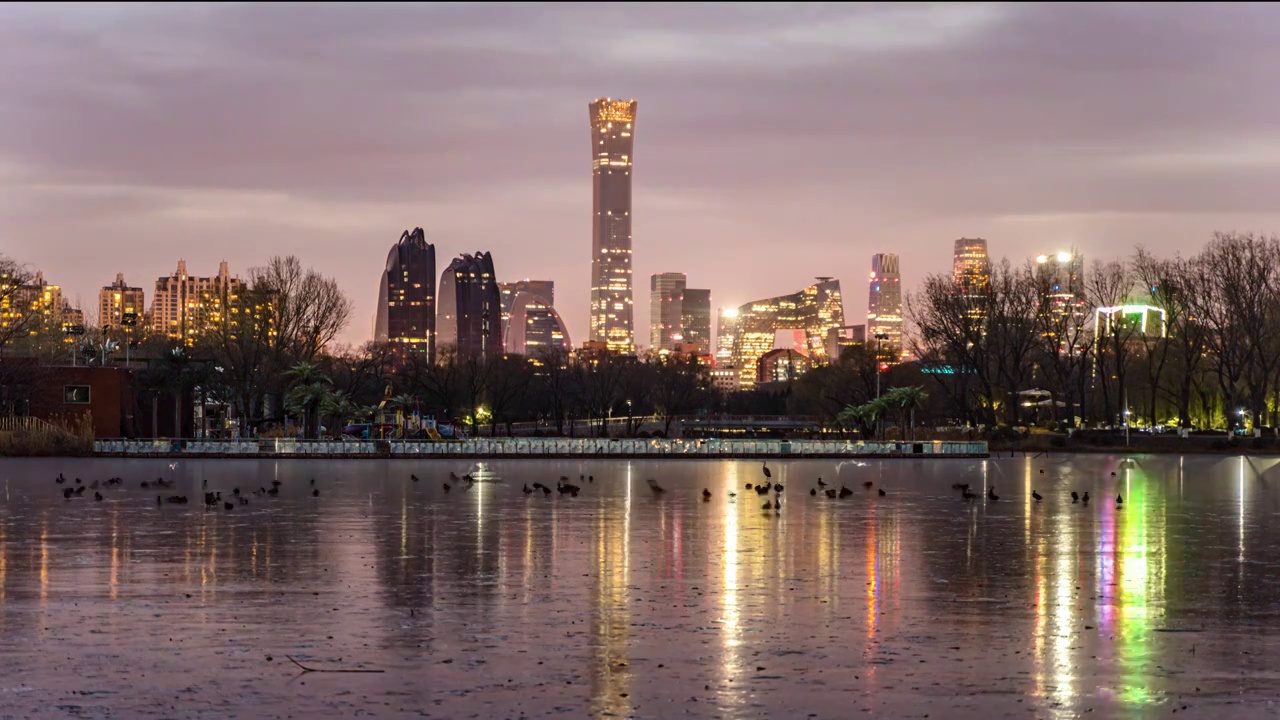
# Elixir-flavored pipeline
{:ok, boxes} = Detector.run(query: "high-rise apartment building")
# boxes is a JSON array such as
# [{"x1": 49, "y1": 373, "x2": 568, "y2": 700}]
[
  {"x1": 437, "y1": 252, "x2": 501, "y2": 359},
  {"x1": 504, "y1": 291, "x2": 572, "y2": 357},
  {"x1": 681, "y1": 288, "x2": 712, "y2": 354},
  {"x1": 150, "y1": 260, "x2": 243, "y2": 344},
  {"x1": 649, "y1": 272, "x2": 685, "y2": 352},
  {"x1": 500, "y1": 280, "x2": 554, "y2": 326},
  {"x1": 1035, "y1": 251, "x2": 1085, "y2": 312},
  {"x1": 375, "y1": 228, "x2": 436, "y2": 357},
  {"x1": 868, "y1": 255, "x2": 903, "y2": 358},
  {"x1": 730, "y1": 278, "x2": 845, "y2": 389},
  {"x1": 589, "y1": 98, "x2": 637, "y2": 354},
  {"x1": 0, "y1": 271, "x2": 75, "y2": 336},
  {"x1": 99, "y1": 273, "x2": 145, "y2": 329}
]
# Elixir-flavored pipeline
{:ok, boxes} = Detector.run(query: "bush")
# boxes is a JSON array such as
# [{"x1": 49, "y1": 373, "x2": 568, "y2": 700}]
[{"x1": 0, "y1": 414, "x2": 94, "y2": 457}]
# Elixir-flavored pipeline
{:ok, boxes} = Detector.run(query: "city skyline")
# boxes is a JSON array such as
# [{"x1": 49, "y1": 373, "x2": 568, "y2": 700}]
[{"x1": 6, "y1": 5, "x2": 1280, "y2": 348}]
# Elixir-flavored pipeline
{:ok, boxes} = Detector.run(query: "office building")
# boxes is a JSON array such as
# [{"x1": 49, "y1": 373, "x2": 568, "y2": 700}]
[
  {"x1": 589, "y1": 98, "x2": 638, "y2": 353},
  {"x1": 730, "y1": 278, "x2": 845, "y2": 389},
  {"x1": 1035, "y1": 251, "x2": 1086, "y2": 314},
  {"x1": 150, "y1": 260, "x2": 243, "y2": 344},
  {"x1": 868, "y1": 254, "x2": 903, "y2": 359},
  {"x1": 758, "y1": 348, "x2": 812, "y2": 384},
  {"x1": 499, "y1": 280, "x2": 554, "y2": 325},
  {"x1": 98, "y1": 273, "x2": 145, "y2": 330},
  {"x1": 649, "y1": 272, "x2": 685, "y2": 352},
  {"x1": 681, "y1": 288, "x2": 712, "y2": 353},
  {"x1": 375, "y1": 228, "x2": 436, "y2": 356},
  {"x1": 952, "y1": 238, "x2": 990, "y2": 319},
  {"x1": 716, "y1": 307, "x2": 739, "y2": 363},
  {"x1": 824, "y1": 324, "x2": 866, "y2": 361},
  {"x1": 437, "y1": 252, "x2": 501, "y2": 359},
  {"x1": 505, "y1": 291, "x2": 572, "y2": 357}
]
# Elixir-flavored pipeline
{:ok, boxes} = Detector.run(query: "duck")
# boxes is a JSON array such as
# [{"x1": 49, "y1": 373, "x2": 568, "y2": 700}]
[
  {"x1": 55, "y1": 473, "x2": 65, "y2": 485},
  {"x1": 94, "y1": 492, "x2": 103, "y2": 502},
  {"x1": 878, "y1": 488, "x2": 887, "y2": 497},
  {"x1": 156, "y1": 495, "x2": 162, "y2": 506},
  {"x1": 532, "y1": 482, "x2": 546, "y2": 491},
  {"x1": 232, "y1": 487, "x2": 240, "y2": 496},
  {"x1": 817, "y1": 478, "x2": 827, "y2": 487},
  {"x1": 74, "y1": 485, "x2": 85, "y2": 495},
  {"x1": 558, "y1": 481, "x2": 582, "y2": 494},
  {"x1": 523, "y1": 484, "x2": 533, "y2": 495},
  {"x1": 826, "y1": 488, "x2": 838, "y2": 499},
  {"x1": 1082, "y1": 491, "x2": 1090, "y2": 505},
  {"x1": 1039, "y1": 469, "x2": 1044, "y2": 474},
  {"x1": 75, "y1": 477, "x2": 82, "y2": 485},
  {"x1": 1032, "y1": 490, "x2": 1043, "y2": 502},
  {"x1": 140, "y1": 480, "x2": 150, "y2": 489},
  {"x1": 863, "y1": 481, "x2": 873, "y2": 489},
  {"x1": 267, "y1": 486, "x2": 279, "y2": 497},
  {"x1": 1116, "y1": 494, "x2": 1123, "y2": 505},
  {"x1": 810, "y1": 488, "x2": 817, "y2": 496},
  {"x1": 774, "y1": 484, "x2": 785, "y2": 494},
  {"x1": 762, "y1": 500, "x2": 773, "y2": 510},
  {"x1": 987, "y1": 486, "x2": 999, "y2": 502},
  {"x1": 762, "y1": 461, "x2": 772, "y2": 479},
  {"x1": 1110, "y1": 471, "x2": 1117, "y2": 477},
  {"x1": 755, "y1": 484, "x2": 770, "y2": 495},
  {"x1": 310, "y1": 478, "x2": 316, "y2": 486},
  {"x1": 239, "y1": 496, "x2": 249, "y2": 505},
  {"x1": 312, "y1": 489, "x2": 320, "y2": 498},
  {"x1": 646, "y1": 478, "x2": 666, "y2": 494},
  {"x1": 702, "y1": 488, "x2": 712, "y2": 501},
  {"x1": 962, "y1": 488, "x2": 977, "y2": 501},
  {"x1": 443, "y1": 483, "x2": 451, "y2": 493},
  {"x1": 540, "y1": 485, "x2": 551, "y2": 495},
  {"x1": 89, "y1": 480, "x2": 99, "y2": 490},
  {"x1": 1071, "y1": 491, "x2": 1079, "y2": 503},
  {"x1": 745, "y1": 482, "x2": 753, "y2": 490},
  {"x1": 838, "y1": 485, "x2": 853, "y2": 498},
  {"x1": 164, "y1": 495, "x2": 188, "y2": 504},
  {"x1": 62, "y1": 487, "x2": 74, "y2": 500},
  {"x1": 410, "y1": 474, "x2": 419, "y2": 482},
  {"x1": 204, "y1": 492, "x2": 218, "y2": 507},
  {"x1": 588, "y1": 475, "x2": 595, "y2": 483},
  {"x1": 224, "y1": 501, "x2": 234, "y2": 510},
  {"x1": 462, "y1": 473, "x2": 475, "y2": 483}
]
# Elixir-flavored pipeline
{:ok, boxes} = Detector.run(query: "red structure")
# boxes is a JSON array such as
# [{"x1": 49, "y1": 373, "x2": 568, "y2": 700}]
[{"x1": 27, "y1": 365, "x2": 133, "y2": 439}]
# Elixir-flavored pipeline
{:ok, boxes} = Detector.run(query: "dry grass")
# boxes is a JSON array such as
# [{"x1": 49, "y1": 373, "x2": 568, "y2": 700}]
[{"x1": 0, "y1": 413, "x2": 93, "y2": 457}]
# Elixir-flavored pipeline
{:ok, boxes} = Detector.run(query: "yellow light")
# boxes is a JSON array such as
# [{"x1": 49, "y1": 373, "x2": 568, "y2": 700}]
[{"x1": 1056, "y1": 251, "x2": 1072, "y2": 262}]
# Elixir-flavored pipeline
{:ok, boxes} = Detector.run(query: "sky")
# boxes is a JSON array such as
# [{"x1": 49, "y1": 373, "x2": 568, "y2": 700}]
[{"x1": 4, "y1": 3, "x2": 1280, "y2": 348}]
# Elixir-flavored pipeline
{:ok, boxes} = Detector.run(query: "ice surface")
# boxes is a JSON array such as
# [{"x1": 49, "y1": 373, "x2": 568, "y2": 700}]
[{"x1": 1, "y1": 455, "x2": 1279, "y2": 718}]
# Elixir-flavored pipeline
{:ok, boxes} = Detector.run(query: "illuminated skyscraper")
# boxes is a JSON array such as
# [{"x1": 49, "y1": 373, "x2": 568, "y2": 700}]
[
  {"x1": 499, "y1": 280, "x2": 554, "y2": 326},
  {"x1": 505, "y1": 291, "x2": 572, "y2": 357},
  {"x1": 716, "y1": 307, "x2": 739, "y2": 363},
  {"x1": 1035, "y1": 250, "x2": 1085, "y2": 313},
  {"x1": 730, "y1": 278, "x2": 845, "y2": 389},
  {"x1": 375, "y1": 228, "x2": 436, "y2": 357},
  {"x1": 150, "y1": 260, "x2": 243, "y2": 345},
  {"x1": 649, "y1": 272, "x2": 685, "y2": 352},
  {"x1": 437, "y1": 252, "x2": 501, "y2": 359},
  {"x1": 868, "y1": 254, "x2": 903, "y2": 358},
  {"x1": 589, "y1": 98, "x2": 637, "y2": 354},
  {"x1": 681, "y1": 288, "x2": 712, "y2": 354},
  {"x1": 952, "y1": 238, "x2": 989, "y2": 294},
  {"x1": 98, "y1": 273, "x2": 145, "y2": 329}
]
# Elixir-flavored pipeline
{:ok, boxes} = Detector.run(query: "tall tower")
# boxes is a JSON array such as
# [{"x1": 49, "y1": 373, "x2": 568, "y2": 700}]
[
  {"x1": 375, "y1": 228, "x2": 436, "y2": 358},
  {"x1": 649, "y1": 272, "x2": 685, "y2": 352},
  {"x1": 951, "y1": 238, "x2": 989, "y2": 290},
  {"x1": 589, "y1": 98, "x2": 638, "y2": 354},
  {"x1": 868, "y1": 253, "x2": 903, "y2": 358}
]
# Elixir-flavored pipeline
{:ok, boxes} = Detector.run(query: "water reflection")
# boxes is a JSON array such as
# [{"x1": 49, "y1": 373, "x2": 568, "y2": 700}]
[{"x1": 0, "y1": 456, "x2": 1277, "y2": 716}]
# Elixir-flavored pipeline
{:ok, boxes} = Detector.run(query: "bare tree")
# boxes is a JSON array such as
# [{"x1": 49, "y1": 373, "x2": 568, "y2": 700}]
[{"x1": 1087, "y1": 259, "x2": 1138, "y2": 426}]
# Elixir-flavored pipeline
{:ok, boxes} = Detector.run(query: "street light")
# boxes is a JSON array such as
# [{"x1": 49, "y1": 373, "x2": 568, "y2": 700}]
[
  {"x1": 873, "y1": 333, "x2": 890, "y2": 399},
  {"x1": 627, "y1": 399, "x2": 633, "y2": 437}
]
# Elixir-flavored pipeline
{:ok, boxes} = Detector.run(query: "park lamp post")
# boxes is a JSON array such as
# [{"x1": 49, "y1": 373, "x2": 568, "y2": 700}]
[
  {"x1": 873, "y1": 333, "x2": 890, "y2": 399},
  {"x1": 627, "y1": 399, "x2": 633, "y2": 437}
]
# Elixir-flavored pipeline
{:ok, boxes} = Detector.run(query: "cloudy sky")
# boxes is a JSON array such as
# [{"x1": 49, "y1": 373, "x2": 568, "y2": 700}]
[{"x1": 4, "y1": 3, "x2": 1280, "y2": 346}]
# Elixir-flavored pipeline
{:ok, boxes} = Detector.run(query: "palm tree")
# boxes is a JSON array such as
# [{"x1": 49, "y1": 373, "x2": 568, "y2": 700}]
[
  {"x1": 283, "y1": 361, "x2": 332, "y2": 438},
  {"x1": 319, "y1": 389, "x2": 355, "y2": 439},
  {"x1": 838, "y1": 398, "x2": 887, "y2": 439},
  {"x1": 884, "y1": 386, "x2": 929, "y2": 441}
]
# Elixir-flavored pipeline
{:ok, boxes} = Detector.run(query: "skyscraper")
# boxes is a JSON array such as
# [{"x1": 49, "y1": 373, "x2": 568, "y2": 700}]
[
  {"x1": 1035, "y1": 250, "x2": 1086, "y2": 315},
  {"x1": 649, "y1": 272, "x2": 685, "y2": 352},
  {"x1": 505, "y1": 291, "x2": 572, "y2": 357},
  {"x1": 681, "y1": 288, "x2": 712, "y2": 354},
  {"x1": 716, "y1": 307, "x2": 739, "y2": 363},
  {"x1": 98, "y1": 273, "x2": 145, "y2": 329},
  {"x1": 437, "y1": 251, "x2": 501, "y2": 359},
  {"x1": 499, "y1": 280, "x2": 554, "y2": 328},
  {"x1": 952, "y1": 238, "x2": 989, "y2": 292},
  {"x1": 867, "y1": 254, "x2": 903, "y2": 358},
  {"x1": 150, "y1": 260, "x2": 243, "y2": 345},
  {"x1": 375, "y1": 228, "x2": 436, "y2": 357},
  {"x1": 730, "y1": 278, "x2": 845, "y2": 389},
  {"x1": 589, "y1": 98, "x2": 637, "y2": 354}
]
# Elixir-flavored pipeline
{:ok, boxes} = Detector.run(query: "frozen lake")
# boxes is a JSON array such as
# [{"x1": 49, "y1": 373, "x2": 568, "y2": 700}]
[{"x1": 1, "y1": 455, "x2": 1279, "y2": 718}]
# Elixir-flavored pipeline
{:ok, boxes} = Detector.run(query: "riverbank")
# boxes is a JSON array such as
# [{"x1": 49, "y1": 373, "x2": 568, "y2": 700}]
[{"x1": 989, "y1": 431, "x2": 1279, "y2": 456}]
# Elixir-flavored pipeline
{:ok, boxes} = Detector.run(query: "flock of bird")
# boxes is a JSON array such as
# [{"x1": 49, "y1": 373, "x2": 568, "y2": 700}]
[{"x1": 52, "y1": 471, "x2": 320, "y2": 509}]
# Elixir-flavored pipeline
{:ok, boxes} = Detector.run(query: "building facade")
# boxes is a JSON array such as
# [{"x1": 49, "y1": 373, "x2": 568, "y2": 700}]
[
  {"x1": 437, "y1": 252, "x2": 501, "y2": 359},
  {"x1": 99, "y1": 273, "x2": 145, "y2": 329},
  {"x1": 758, "y1": 348, "x2": 812, "y2": 384},
  {"x1": 375, "y1": 228, "x2": 436, "y2": 357},
  {"x1": 868, "y1": 255, "x2": 903, "y2": 358},
  {"x1": 589, "y1": 98, "x2": 638, "y2": 353},
  {"x1": 824, "y1": 324, "x2": 866, "y2": 361},
  {"x1": 681, "y1": 288, "x2": 712, "y2": 354},
  {"x1": 150, "y1": 261, "x2": 244, "y2": 344},
  {"x1": 715, "y1": 307, "x2": 739, "y2": 364},
  {"x1": 505, "y1": 291, "x2": 572, "y2": 357},
  {"x1": 0, "y1": 271, "x2": 76, "y2": 340},
  {"x1": 499, "y1": 280, "x2": 554, "y2": 325},
  {"x1": 649, "y1": 272, "x2": 685, "y2": 352},
  {"x1": 730, "y1": 278, "x2": 845, "y2": 389},
  {"x1": 1035, "y1": 251, "x2": 1086, "y2": 314}
]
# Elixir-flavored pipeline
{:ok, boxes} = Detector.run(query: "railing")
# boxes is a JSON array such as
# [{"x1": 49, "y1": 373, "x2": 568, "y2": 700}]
[
  {"x1": 0, "y1": 416, "x2": 59, "y2": 433},
  {"x1": 92, "y1": 438, "x2": 987, "y2": 458}
]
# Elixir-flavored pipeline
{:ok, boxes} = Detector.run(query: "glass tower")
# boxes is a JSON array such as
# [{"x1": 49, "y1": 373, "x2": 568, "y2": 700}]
[{"x1": 589, "y1": 98, "x2": 638, "y2": 354}]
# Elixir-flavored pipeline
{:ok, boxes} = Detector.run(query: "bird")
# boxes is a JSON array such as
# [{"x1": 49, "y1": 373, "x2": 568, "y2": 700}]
[
  {"x1": 839, "y1": 485, "x2": 853, "y2": 498},
  {"x1": 540, "y1": 485, "x2": 551, "y2": 495},
  {"x1": 1116, "y1": 494, "x2": 1123, "y2": 505},
  {"x1": 89, "y1": 480, "x2": 99, "y2": 490},
  {"x1": 962, "y1": 488, "x2": 978, "y2": 501},
  {"x1": 312, "y1": 489, "x2": 320, "y2": 498},
  {"x1": 411, "y1": 474, "x2": 419, "y2": 482},
  {"x1": 745, "y1": 482, "x2": 753, "y2": 490},
  {"x1": 647, "y1": 478, "x2": 666, "y2": 494},
  {"x1": 164, "y1": 495, "x2": 188, "y2": 504},
  {"x1": 810, "y1": 488, "x2": 817, "y2": 496},
  {"x1": 443, "y1": 483, "x2": 451, "y2": 493},
  {"x1": 728, "y1": 492, "x2": 737, "y2": 498},
  {"x1": 55, "y1": 473, "x2": 65, "y2": 485},
  {"x1": 1032, "y1": 490, "x2": 1043, "y2": 502},
  {"x1": 202, "y1": 479, "x2": 208, "y2": 489},
  {"x1": 702, "y1": 488, "x2": 712, "y2": 501},
  {"x1": 94, "y1": 492, "x2": 103, "y2": 502},
  {"x1": 878, "y1": 488, "x2": 886, "y2": 497},
  {"x1": 817, "y1": 478, "x2": 827, "y2": 487},
  {"x1": 826, "y1": 489, "x2": 838, "y2": 499},
  {"x1": 156, "y1": 495, "x2": 162, "y2": 506},
  {"x1": 558, "y1": 481, "x2": 582, "y2": 494},
  {"x1": 1082, "y1": 491, "x2": 1091, "y2": 505},
  {"x1": 267, "y1": 486, "x2": 279, "y2": 497},
  {"x1": 523, "y1": 484, "x2": 533, "y2": 495},
  {"x1": 532, "y1": 482, "x2": 546, "y2": 490},
  {"x1": 772, "y1": 497, "x2": 782, "y2": 510},
  {"x1": 1039, "y1": 469, "x2": 1044, "y2": 474},
  {"x1": 762, "y1": 500, "x2": 773, "y2": 510},
  {"x1": 204, "y1": 492, "x2": 218, "y2": 507},
  {"x1": 588, "y1": 475, "x2": 595, "y2": 483},
  {"x1": 271, "y1": 480, "x2": 282, "y2": 488},
  {"x1": 74, "y1": 486, "x2": 85, "y2": 496},
  {"x1": 75, "y1": 477, "x2": 82, "y2": 485},
  {"x1": 1071, "y1": 491, "x2": 1079, "y2": 503},
  {"x1": 774, "y1": 484, "x2": 785, "y2": 494},
  {"x1": 951, "y1": 483, "x2": 970, "y2": 490},
  {"x1": 224, "y1": 501, "x2": 234, "y2": 510},
  {"x1": 450, "y1": 471, "x2": 460, "y2": 481},
  {"x1": 987, "y1": 486, "x2": 1000, "y2": 502},
  {"x1": 1110, "y1": 471, "x2": 1117, "y2": 477},
  {"x1": 156, "y1": 478, "x2": 174, "y2": 489},
  {"x1": 140, "y1": 481, "x2": 150, "y2": 489},
  {"x1": 762, "y1": 461, "x2": 772, "y2": 479},
  {"x1": 462, "y1": 473, "x2": 475, "y2": 483},
  {"x1": 310, "y1": 478, "x2": 316, "y2": 486},
  {"x1": 580, "y1": 474, "x2": 585, "y2": 481},
  {"x1": 62, "y1": 487, "x2": 74, "y2": 500},
  {"x1": 755, "y1": 484, "x2": 770, "y2": 495},
  {"x1": 238, "y1": 496, "x2": 249, "y2": 506},
  {"x1": 232, "y1": 487, "x2": 240, "y2": 496},
  {"x1": 863, "y1": 481, "x2": 873, "y2": 489}
]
